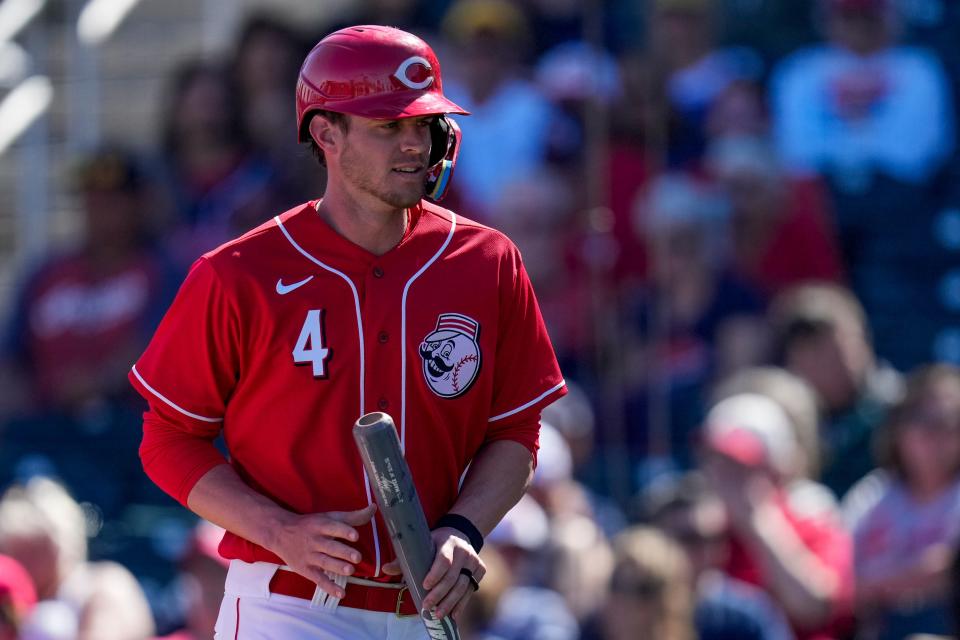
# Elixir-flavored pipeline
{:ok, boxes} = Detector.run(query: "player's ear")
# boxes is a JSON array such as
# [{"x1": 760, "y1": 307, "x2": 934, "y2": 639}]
[{"x1": 309, "y1": 114, "x2": 343, "y2": 159}]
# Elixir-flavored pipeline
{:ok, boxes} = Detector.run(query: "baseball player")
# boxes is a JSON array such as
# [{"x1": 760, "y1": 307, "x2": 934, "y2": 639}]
[{"x1": 130, "y1": 25, "x2": 566, "y2": 640}]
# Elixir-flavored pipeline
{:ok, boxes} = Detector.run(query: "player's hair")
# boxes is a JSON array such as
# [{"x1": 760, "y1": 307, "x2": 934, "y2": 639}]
[{"x1": 302, "y1": 110, "x2": 348, "y2": 166}]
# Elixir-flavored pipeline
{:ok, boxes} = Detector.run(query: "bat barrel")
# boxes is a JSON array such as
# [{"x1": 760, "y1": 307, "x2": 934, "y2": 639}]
[{"x1": 353, "y1": 412, "x2": 461, "y2": 639}]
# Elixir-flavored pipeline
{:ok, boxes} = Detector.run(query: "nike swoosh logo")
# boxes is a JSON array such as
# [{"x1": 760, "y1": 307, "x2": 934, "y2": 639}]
[{"x1": 276, "y1": 276, "x2": 314, "y2": 295}]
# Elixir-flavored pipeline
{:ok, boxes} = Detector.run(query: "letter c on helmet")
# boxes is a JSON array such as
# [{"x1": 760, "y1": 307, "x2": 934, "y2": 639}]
[{"x1": 393, "y1": 56, "x2": 434, "y2": 90}]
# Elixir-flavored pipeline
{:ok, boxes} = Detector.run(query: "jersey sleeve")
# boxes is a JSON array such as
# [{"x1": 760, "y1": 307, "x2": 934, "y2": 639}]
[
  {"x1": 139, "y1": 404, "x2": 228, "y2": 506},
  {"x1": 129, "y1": 256, "x2": 241, "y2": 505},
  {"x1": 485, "y1": 242, "x2": 566, "y2": 455}
]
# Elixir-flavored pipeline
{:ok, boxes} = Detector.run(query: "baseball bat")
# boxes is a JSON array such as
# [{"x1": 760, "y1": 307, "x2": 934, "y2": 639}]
[{"x1": 353, "y1": 412, "x2": 461, "y2": 640}]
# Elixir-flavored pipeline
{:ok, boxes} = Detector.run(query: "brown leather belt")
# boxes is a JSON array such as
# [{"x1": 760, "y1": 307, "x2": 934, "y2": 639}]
[{"x1": 268, "y1": 569, "x2": 418, "y2": 617}]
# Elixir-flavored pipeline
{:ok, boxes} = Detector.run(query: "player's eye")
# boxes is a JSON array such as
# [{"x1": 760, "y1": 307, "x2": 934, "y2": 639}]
[{"x1": 382, "y1": 121, "x2": 400, "y2": 130}]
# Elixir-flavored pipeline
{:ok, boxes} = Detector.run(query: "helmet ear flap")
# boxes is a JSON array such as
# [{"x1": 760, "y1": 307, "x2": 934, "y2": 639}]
[
  {"x1": 425, "y1": 116, "x2": 461, "y2": 202},
  {"x1": 428, "y1": 116, "x2": 450, "y2": 167}
]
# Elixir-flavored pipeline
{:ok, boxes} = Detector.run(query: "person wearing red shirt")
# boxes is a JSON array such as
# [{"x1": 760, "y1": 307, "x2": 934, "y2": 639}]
[{"x1": 701, "y1": 393, "x2": 855, "y2": 640}]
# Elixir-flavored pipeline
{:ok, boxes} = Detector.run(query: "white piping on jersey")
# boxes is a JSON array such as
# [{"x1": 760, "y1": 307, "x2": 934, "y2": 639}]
[
  {"x1": 488, "y1": 380, "x2": 566, "y2": 423},
  {"x1": 130, "y1": 364, "x2": 223, "y2": 423},
  {"x1": 400, "y1": 213, "x2": 457, "y2": 453},
  {"x1": 274, "y1": 215, "x2": 383, "y2": 576}
]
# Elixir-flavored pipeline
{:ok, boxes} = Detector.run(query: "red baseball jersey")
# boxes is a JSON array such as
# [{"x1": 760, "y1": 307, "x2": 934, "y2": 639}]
[{"x1": 130, "y1": 199, "x2": 566, "y2": 579}]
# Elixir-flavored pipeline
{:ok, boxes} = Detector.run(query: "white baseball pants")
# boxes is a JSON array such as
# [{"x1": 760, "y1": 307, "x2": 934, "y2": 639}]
[{"x1": 213, "y1": 560, "x2": 429, "y2": 640}]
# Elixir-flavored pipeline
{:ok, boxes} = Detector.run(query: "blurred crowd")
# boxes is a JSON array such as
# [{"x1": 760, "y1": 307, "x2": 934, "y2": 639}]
[{"x1": 1, "y1": 0, "x2": 960, "y2": 638}]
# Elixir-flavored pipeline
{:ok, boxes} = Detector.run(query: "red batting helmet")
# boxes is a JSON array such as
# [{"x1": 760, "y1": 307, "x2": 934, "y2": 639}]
[{"x1": 296, "y1": 25, "x2": 468, "y2": 139}]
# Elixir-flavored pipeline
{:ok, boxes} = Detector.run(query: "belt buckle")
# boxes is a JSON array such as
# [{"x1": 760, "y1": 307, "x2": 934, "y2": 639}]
[{"x1": 395, "y1": 585, "x2": 417, "y2": 618}]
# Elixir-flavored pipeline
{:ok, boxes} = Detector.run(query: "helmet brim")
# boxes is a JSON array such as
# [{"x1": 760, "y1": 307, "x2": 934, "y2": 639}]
[{"x1": 324, "y1": 90, "x2": 470, "y2": 120}]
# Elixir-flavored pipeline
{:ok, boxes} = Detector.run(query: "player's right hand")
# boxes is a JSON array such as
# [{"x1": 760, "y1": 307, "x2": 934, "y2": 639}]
[{"x1": 269, "y1": 504, "x2": 376, "y2": 598}]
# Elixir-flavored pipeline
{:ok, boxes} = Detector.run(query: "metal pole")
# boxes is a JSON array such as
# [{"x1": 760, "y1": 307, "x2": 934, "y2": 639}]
[
  {"x1": 202, "y1": 0, "x2": 237, "y2": 55},
  {"x1": 644, "y1": 40, "x2": 673, "y2": 478},
  {"x1": 581, "y1": 0, "x2": 633, "y2": 505},
  {"x1": 67, "y1": 0, "x2": 100, "y2": 151},
  {"x1": 16, "y1": 21, "x2": 50, "y2": 264}
]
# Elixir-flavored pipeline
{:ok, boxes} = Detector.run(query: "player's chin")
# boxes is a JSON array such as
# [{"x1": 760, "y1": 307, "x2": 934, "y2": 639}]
[{"x1": 381, "y1": 185, "x2": 425, "y2": 209}]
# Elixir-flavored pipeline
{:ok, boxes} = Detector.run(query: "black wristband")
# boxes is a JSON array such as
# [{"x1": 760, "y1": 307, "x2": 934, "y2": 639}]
[{"x1": 434, "y1": 513, "x2": 484, "y2": 552}]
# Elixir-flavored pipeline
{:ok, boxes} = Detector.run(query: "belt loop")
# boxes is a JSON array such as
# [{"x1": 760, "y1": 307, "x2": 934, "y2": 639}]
[{"x1": 312, "y1": 572, "x2": 347, "y2": 610}]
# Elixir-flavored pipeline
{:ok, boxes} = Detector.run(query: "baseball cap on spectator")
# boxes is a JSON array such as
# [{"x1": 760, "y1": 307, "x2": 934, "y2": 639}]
[
  {"x1": 531, "y1": 421, "x2": 573, "y2": 489},
  {"x1": 703, "y1": 393, "x2": 797, "y2": 475},
  {"x1": 441, "y1": 0, "x2": 529, "y2": 45},
  {"x1": 72, "y1": 147, "x2": 143, "y2": 193},
  {"x1": 635, "y1": 173, "x2": 726, "y2": 236},
  {"x1": 488, "y1": 494, "x2": 549, "y2": 551},
  {"x1": 0, "y1": 553, "x2": 37, "y2": 629},
  {"x1": 535, "y1": 41, "x2": 622, "y2": 104}
]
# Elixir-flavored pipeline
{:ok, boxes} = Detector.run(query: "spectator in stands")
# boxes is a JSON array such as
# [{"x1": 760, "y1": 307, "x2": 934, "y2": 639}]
[
  {"x1": 589, "y1": 526, "x2": 697, "y2": 640},
  {"x1": 769, "y1": 283, "x2": 903, "y2": 498},
  {"x1": 153, "y1": 521, "x2": 227, "y2": 640},
  {"x1": 540, "y1": 384, "x2": 628, "y2": 537},
  {"x1": 455, "y1": 545, "x2": 511, "y2": 640},
  {"x1": 528, "y1": 423, "x2": 618, "y2": 625},
  {"x1": 712, "y1": 367, "x2": 825, "y2": 484},
  {"x1": 158, "y1": 61, "x2": 292, "y2": 267},
  {"x1": 704, "y1": 80, "x2": 769, "y2": 142},
  {"x1": 646, "y1": 0, "x2": 759, "y2": 167},
  {"x1": 542, "y1": 381, "x2": 597, "y2": 480},
  {"x1": 770, "y1": 0, "x2": 955, "y2": 193},
  {"x1": 544, "y1": 514, "x2": 616, "y2": 627},
  {"x1": 0, "y1": 147, "x2": 177, "y2": 420},
  {"x1": 439, "y1": 0, "x2": 557, "y2": 220},
  {"x1": 229, "y1": 14, "x2": 312, "y2": 202},
  {"x1": 604, "y1": 51, "x2": 662, "y2": 283},
  {"x1": 481, "y1": 583, "x2": 580, "y2": 640},
  {"x1": 493, "y1": 171, "x2": 593, "y2": 375},
  {"x1": 853, "y1": 364, "x2": 960, "y2": 640},
  {"x1": 700, "y1": 393, "x2": 854, "y2": 639},
  {"x1": 534, "y1": 40, "x2": 623, "y2": 171},
  {"x1": 484, "y1": 496, "x2": 583, "y2": 640},
  {"x1": 706, "y1": 135, "x2": 844, "y2": 297},
  {"x1": 623, "y1": 173, "x2": 765, "y2": 472},
  {"x1": 0, "y1": 553, "x2": 36, "y2": 640},
  {"x1": 0, "y1": 477, "x2": 154, "y2": 640},
  {"x1": 523, "y1": 0, "x2": 593, "y2": 57},
  {"x1": 645, "y1": 472, "x2": 795, "y2": 640}
]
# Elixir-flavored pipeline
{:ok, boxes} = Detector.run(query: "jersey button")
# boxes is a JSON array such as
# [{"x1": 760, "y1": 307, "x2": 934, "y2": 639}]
[
  {"x1": 373, "y1": 266, "x2": 384, "y2": 278},
  {"x1": 378, "y1": 397, "x2": 389, "y2": 410},
  {"x1": 378, "y1": 331, "x2": 389, "y2": 344}
]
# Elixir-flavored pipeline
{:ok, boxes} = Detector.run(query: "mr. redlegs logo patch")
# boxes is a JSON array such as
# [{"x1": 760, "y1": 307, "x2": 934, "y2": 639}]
[{"x1": 419, "y1": 313, "x2": 481, "y2": 398}]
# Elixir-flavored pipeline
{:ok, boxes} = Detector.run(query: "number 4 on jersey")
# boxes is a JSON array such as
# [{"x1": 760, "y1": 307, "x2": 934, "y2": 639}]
[{"x1": 293, "y1": 309, "x2": 332, "y2": 378}]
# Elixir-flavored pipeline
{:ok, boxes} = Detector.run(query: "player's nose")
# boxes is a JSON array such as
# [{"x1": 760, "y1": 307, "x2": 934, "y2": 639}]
[{"x1": 398, "y1": 121, "x2": 430, "y2": 157}]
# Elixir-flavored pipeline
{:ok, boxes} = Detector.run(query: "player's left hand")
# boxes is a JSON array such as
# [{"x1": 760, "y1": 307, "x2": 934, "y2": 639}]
[{"x1": 381, "y1": 527, "x2": 485, "y2": 619}]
